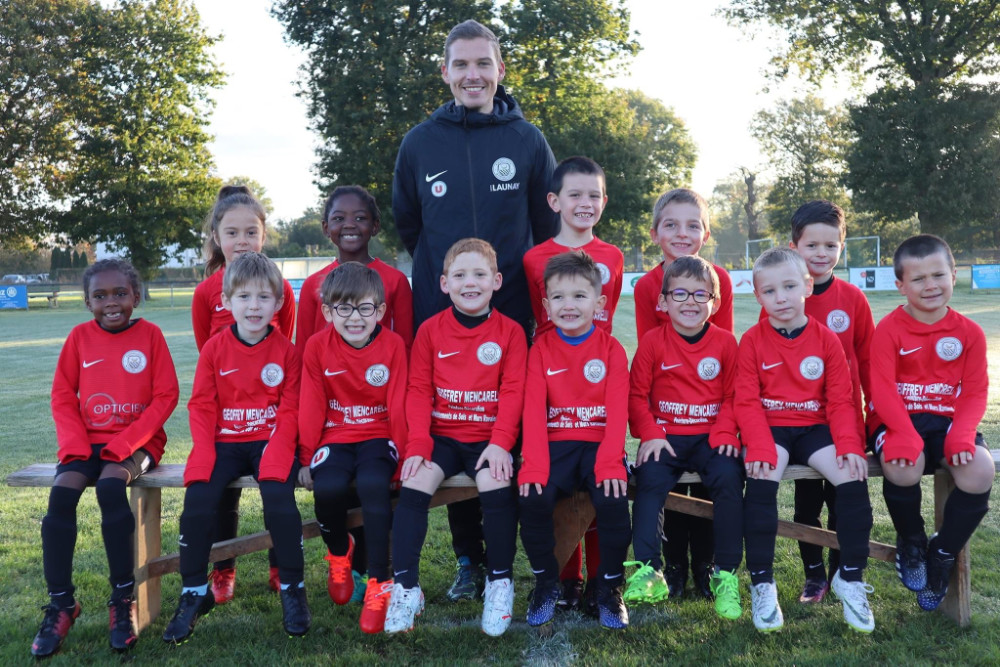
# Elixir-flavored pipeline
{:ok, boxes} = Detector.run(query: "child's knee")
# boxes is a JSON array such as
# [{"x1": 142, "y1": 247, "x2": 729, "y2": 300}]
[
  {"x1": 882, "y1": 461, "x2": 922, "y2": 487},
  {"x1": 953, "y1": 452, "x2": 996, "y2": 494}
]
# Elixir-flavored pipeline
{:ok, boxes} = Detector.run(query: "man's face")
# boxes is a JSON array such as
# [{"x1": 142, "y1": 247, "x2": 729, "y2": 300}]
[{"x1": 442, "y1": 37, "x2": 504, "y2": 114}]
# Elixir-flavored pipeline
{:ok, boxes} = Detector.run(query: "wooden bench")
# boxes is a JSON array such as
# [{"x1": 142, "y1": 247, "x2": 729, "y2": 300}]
[{"x1": 8, "y1": 451, "x2": 1000, "y2": 631}]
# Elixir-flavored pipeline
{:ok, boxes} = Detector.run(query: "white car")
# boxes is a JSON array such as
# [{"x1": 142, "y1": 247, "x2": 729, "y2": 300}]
[{"x1": 1, "y1": 274, "x2": 26, "y2": 284}]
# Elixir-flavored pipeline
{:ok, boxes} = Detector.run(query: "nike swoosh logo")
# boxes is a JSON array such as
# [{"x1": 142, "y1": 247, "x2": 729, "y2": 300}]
[
  {"x1": 220, "y1": 369, "x2": 238, "y2": 376},
  {"x1": 215, "y1": 305, "x2": 226, "y2": 311},
  {"x1": 547, "y1": 368, "x2": 568, "y2": 376},
  {"x1": 899, "y1": 347, "x2": 922, "y2": 356},
  {"x1": 842, "y1": 565, "x2": 859, "y2": 571},
  {"x1": 660, "y1": 363, "x2": 682, "y2": 371},
  {"x1": 762, "y1": 362, "x2": 783, "y2": 370},
  {"x1": 324, "y1": 369, "x2": 347, "y2": 376},
  {"x1": 603, "y1": 573, "x2": 622, "y2": 580},
  {"x1": 425, "y1": 170, "x2": 447, "y2": 182},
  {"x1": 437, "y1": 351, "x2": 460, "y2": 358},
  {"x1": 82, "y1": 359, "x2": 103, "y2": 368}
]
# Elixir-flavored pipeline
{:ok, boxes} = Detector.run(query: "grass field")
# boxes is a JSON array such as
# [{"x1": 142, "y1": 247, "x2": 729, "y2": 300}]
[{"x1": 1, "y1": 287, "x2": 999, "y2": 665}]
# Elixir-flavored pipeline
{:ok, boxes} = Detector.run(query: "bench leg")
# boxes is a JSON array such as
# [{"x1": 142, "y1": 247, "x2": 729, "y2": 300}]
[
  {"x1": 553, "y1": 492, "x2": 595, "y2": 571},
  {"x1": 131, "y1": 486, "x2": 162, "y2": 633},
  {"x1": 934, "y1": 471, "x2": 971, "y2": 626}
]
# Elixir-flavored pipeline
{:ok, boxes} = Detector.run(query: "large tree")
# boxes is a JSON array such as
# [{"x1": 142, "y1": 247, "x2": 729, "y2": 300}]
[{"x1": 57, "y1": 0, "x2": 223, "y2": 285}]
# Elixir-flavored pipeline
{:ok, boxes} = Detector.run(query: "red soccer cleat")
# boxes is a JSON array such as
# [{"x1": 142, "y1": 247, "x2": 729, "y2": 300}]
[
  {"x1": 325, "y1": 535, "x2": 355, "y2": 605},
  {"x1": 268, "y1": 567, "x2": 281, "y2": 593},
  {"x1": 209, "y1": 566, "x2": 236, "y2": 605},
  {"x1": 359, "y1": 577, "x2": 394, "y2": 634}
]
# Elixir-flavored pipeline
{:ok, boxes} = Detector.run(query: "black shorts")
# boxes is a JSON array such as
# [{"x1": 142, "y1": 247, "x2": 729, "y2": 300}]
[
  {"x1": 545, "y1": 440, "x2": 629, "y2": 496},
  {"x1": 772, "y1": 424, "x2": 834, "y2": 466},
  {"x1": 309, "y1": 438, "x2": 399, "y2": 475},
  {"x1": 869, "y1": 414, "x2": 987, "y2": 474},
  {"x1": 431, "y1": 435, "x2": 511, "y2": 479},
  {"x1": 56, "y1": 443, "x2": 155, "y2": 481}
]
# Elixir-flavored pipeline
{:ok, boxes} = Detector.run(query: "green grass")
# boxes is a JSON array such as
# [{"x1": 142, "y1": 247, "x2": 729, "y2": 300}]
[{"x1": 1, "y1": 290, "x2": 999, "y2": 665}]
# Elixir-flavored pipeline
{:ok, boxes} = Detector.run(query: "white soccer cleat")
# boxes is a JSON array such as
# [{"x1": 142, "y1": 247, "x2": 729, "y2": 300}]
[
  {"x1": 750, "y1": 581, "x2": 784, "y2": 632},
  {"x1": 831, "y1": 571, "x2": 875, "y2": 633},
  {"x1": 481, "y1": 578, "x2": 514, "y2": 637},
  {"x1": 383, "y1": 583, "x2": 424, "y2": 634}
]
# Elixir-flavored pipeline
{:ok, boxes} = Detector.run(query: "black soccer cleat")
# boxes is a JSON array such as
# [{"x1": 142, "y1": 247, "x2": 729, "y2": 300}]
[
  {"x1": 31, "y1": 601, "x2": 81, "y2": 658},
  {"x1": 526, "y1": 580, "x2": 560, "y2": 627},
  {"x1": 162, "y1": 590, "x2": 214, "y2": 644},
  {"x1": 556, "y1": 578, "x2": 583, "y2": 613},
  {"x1": 280, "y1": 585, "x2": 311, "y2": 637},
  {"x1": 692, "y1": 562, "x2": 715, "y2": 600},
  {"x1": 895, "y1": 534, "x2": 928, "y2": 592},
  {"x1": 664, "y1": 563, "x2": 687, "y2": 599},
  {"x1": 582, "y1": 578, "x2": 600, "y2": 618},
  {"x1": 597, "y1": 580, "x2": 629, "y2": 630},
  {"x1": 108, "y1": 596, "x2": 138, "y2": 652},
  {"x1": 918, "y1": 535, "x2": 955, "y2": 611}
]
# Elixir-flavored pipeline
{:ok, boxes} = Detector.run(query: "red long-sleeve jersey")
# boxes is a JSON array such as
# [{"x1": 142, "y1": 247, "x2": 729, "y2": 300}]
[
  {"x1": 298, "y1": 326, "x2": 408, "y2": 466},
  {"x1": 758, "y1": 275, "x2": 874, "y2": 442},
  {"x1": 628, "y1": 323, "x2": 739, "y2": 448},
  {"x1": 406, "y1": 308, "x2": 527, "y2": 460},
  {"x1": 295, "y1": 258, "x2": 414, "y2": 349},
  {"x1": 523, "y1": 237, "x2": 624, "y2": 339},
  {"x1": 735, "y1": 317, "x2": 863, "y2": 466},
  {"x1": 519, "y1": 327, "x2": 629, "y2": 486},
  {"x1": 186, "y1": 327, "x2": 301, "y2": 485},
  {"x1": 51, "y1": 319, "x2": 179, "y2": 464},
  {"x1": 869, "y1": 306, "x2": 988, "y2": 463},
  {"x1": 191, "y1": 269, "x2": 296, "y2": 351},
  {"x1": 633, "y1": 260, "x2": 734, "y2": 339}
]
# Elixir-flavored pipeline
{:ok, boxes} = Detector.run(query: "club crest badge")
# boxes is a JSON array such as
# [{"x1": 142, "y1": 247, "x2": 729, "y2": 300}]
[
  {"x1": 121, "y1": 350, "x2": 147, "y2": 374},
  {"x1": 366, "y1": 363, "x2": 390, "y2": 387},
  {"x1": 492, "y1": 157, "x2": 516, "y2": 182},
  {"x1": 799, "y1": 356, "x2": 824, "y2": 381},
  {"x1": 698, "y1": 357, "x2": 721, "y2": 381},
  {"x1": 935, "y1": 337, "x2": 962, "y2": 361},
  {"x1": 310, "y1": 446, "x2": 330, "y2": 469},
  {"x1": 596, "y1": 262, "x2": 611, "y2": 285},
  {"x1": 826, "y1": 309, "x2": 850, "y2": 333},
  {"x1": 583, "y1": 359, "x2": 606, "y2": 383},
  {"x1": 477, "y1": 342, "x2": 502, "y2": 366},
  {"x1": 261, "y1": 363, "x2": 284, "y2": 387},
  {"x1": 431, "y1": 180, "x2": 447, "y2": 197}
]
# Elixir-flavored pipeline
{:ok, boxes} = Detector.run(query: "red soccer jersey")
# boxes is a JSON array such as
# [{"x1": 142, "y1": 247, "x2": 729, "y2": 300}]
[
  {"x1": 406, "y1": 308, "x2": 527, "y2": 460},
  {"x1": 519, "y1": 327, "x2": 629, "y2": 486},
  {"x1": 735, "y1": 317, "x2": 863, "y2": 466},
  {"x1": 298, "y1": 326, "x2": 408, "y2": 465},
  {"x1": 628, "y1": 323, "x2": 739, "y2": 448},
  {"x1": 186, "y1": 327, "x2": 301, "y2": 485},
  {"x1": 191, "y1": 269, "x2": 296, "y2": 351},
  {"x1": 523, "y1": 237, "x2": 624, "y2": 339},
  {"x1": 51, "y1": 319, "x2": 179, "y2": 464},
  {"x1": 869, "y1": 306, "x2": 988, "y2": 463},
  {"x1": 633, "y1": 260, "x2": 734, "y2": 339},
  {"x1": 295, "y1": 258, "x2": 414, "y2": 349},
  {"x1": 758, "y1": 275, "x2": 875, "y2": 441}
]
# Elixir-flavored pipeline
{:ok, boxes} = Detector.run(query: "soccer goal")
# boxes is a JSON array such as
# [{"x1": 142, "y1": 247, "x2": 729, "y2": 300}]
[
  {"x1": 843, "y1": 235, "x2": 881, "y2": 268},
  {"x1": 744, "y1": 238, "x2": 774, "y2": 269}
]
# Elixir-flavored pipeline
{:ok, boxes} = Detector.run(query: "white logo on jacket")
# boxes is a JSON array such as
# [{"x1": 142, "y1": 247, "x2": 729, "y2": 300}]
[
  {"x1": 477, "y1": 342, "x2": 502, "y2": 366},
  {"x1": 366, "y1": 364, "x2": 390, "y2": 387},
  {"x1": 583, "y1": 359, "x2": 606, "y2": 383},
  {"x1": 698, "y1": 357, "x2": 721, "y2": 381},
  {"x1": 311, "y1": 446, "x2": 330, "y2": 468},
  {"x1": 596, "y1": 263, "x2": 611, "y2": 285},
  {"x1": 936, "y1": 337, "x2": 962, "y2": 361},
  {"x1": 431, "y1": 180, "x2": 447, "y2": 197},
  {"x1": 799, "y1": 356, "x2": 824, "y2": 381},
  {"x1": 261, "y1": 363, "x2": 284, "y2": 387},
  {"x1": 121, "y1": 350, "x2": 147, "y2": 374},
  {"x1": 492, "y1": 157, "x2": 516, "y2": 182},
  {"x1": 826, "y1": 309, "x2": 850, "y2": 333}
]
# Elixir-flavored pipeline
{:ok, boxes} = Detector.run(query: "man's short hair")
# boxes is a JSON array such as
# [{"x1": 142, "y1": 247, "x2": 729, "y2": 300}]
[
  {"x1": 321, "y1": 261, "x2": 385, "y2": 307},
  {"x1": 443, "y1": 238, "x2": 498, "y2": 274},
  {"x1": 652, "y1": 188, "x2": 711, "y2": 234},
  {"x1": 444, "y1": 19, "x2": 501, "y2": 65},
  {"x1": 223, "y1": 252, "x2": 283, "y2": 299},
  {"x1": 550, "y1": 156, "x2": 605, "y2": 196},
  {"x1": 790, "y1": 200, "x2": 846, "y2": 243},
  {"x1": 661, "y1": 256, "x2": 719, "y2": 297},
  {"x1": 892, "y1": 234, "x2": 955, "y2": 280},
  {"x1": 543, "y1": 251, "x2": 602, "y2": 294},
  {"x1": 752, "y1": 246, "x2": 809, "y2": 286}
]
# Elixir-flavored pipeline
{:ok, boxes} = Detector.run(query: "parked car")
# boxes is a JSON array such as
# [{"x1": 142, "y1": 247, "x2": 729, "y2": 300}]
[{"x1": 1, "y1": 274, "x2": 26, "y2": 284}]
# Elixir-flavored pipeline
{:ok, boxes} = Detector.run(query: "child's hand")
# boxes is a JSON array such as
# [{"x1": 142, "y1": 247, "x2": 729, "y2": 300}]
[
  {"x1": 297, "y1": 466, "x2": 313, "y2": 491},
  {"x1": 601, "y1": 478, "x2": 628, "y2": 498},
  {"x1": 838, "y1": 453, "x2": 869, "y2": 481},
  {"x1": 476, "y1": 444, "x2": 512, "y2": 481},
  {"x1": 519, "y1": 482, "x2": 543, "y2": 497},
  {"x1": 745, "y1": 459, "x2": 773, "y2": 480},
  {"x1": 400, "y1": 455, "x2": 431, "y2": 481},
  {"x1": 637, "y1": 438, "x2": 675, "y2": 465},
  {"x1": 717, "y1": 444, "x2": 740, "y2": 458},
  {"x1": 950, "y1": 450, "x2": 974, "y2": 466}
]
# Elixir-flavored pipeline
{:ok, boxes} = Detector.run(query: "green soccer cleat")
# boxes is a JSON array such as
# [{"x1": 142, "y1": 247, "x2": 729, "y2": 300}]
[
  {"x1": 623, "y1": 561, "x2": 668, "y2": 604},
  {"x1": 710, "y1": 570, "x2": 742, "y2": 620}
]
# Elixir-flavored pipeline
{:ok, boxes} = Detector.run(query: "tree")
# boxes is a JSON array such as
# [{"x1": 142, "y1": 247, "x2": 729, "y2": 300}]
[
  {"x1": 709, "y1": 170, "x2": 774, "y2": 268},
  {"x1": 57, "y1": 0, "x2": 223, "y2": 287}
]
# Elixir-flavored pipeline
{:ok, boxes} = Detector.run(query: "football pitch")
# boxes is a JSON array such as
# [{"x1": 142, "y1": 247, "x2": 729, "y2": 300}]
[{"x1": 0, "y1": 289, "x2": 998, "y2": 665}]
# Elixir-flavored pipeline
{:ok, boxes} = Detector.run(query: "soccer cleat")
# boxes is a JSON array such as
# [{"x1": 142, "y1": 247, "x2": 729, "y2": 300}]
[
  {"x1": 664, "y1": 563, "x2": 687, "y2": 599},
  {"x1": 526, "y1": 580, "x2": 560, "y2": 627},
  {"x1": 108, "y1": 596, "x2": 138, "y2": 652},
  {"x1": 918, "y1": 536, "x2": 955, "y2": 611},
  {"x1": 325, "y1": 535, "x2": 355, "y2": 605},
  {"x1": 710, "y1": 570, "x2": 742, "y2": 620},
  {"x1": 350, "y1": 571, "x2": 368, "y2": 605},
  {"x1": 895, "y1": 534, "x2": 928, "y2": 592},
  {"x1": 692, "y1": 562, "x2": 715, "y2": 600},
  {"x1": 209, "y1": 566, "x2": 236, "y2": 605},
  {"x1": 383, "y1": 583, "x2": 424, "y2": 634},
  {"x1": 162, "y1": 590, "x2": 214, "y2": 644},
  {"x1": 268, "y1": 567, "x2": 280, "y2": 593},
  {"x1": 750, "y1": 582, "x2": 784, "y2": 632},
  {"x1": 582, "y1": 578, "x2": 599, "y2": 618},
  {"x1": 799, "y1": 577, "x2": 830, "y2": 604},
  {"x1": 597, "y1": 580, "x2": 629, "y2": 630},
  {"x1": 280, "y1": 585, "x2": 311, "y2": 637},
  {"x1": 622, "y1": 561, "x2": 668, "y2": 604},
  {"x1": 31, "y1": 601, "x2": 81, "y2": 658},
  {"x1": 446, "y1": 556, "x2": 486, "y2": 602},
  {"x1": 359, "y1": 578, "x2": 393, "y2": 634},
  {"x1": 481, "y1": 577, "x2": 515, "y2": 637},
  {"x1": 556, "y1": 578, "x2": 583, "y2": 612},
  {"x1": 830, "y1": 571, "x2": 875, "y2": 633}
]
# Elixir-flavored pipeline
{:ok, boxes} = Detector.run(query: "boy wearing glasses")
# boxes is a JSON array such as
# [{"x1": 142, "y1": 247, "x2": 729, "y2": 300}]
[
  {"x1": 625, "y1": 256, "x2": 744, "y2": 620},
  {"x1": 298, "y1": 261, "x2": 408, "y2": 634}
]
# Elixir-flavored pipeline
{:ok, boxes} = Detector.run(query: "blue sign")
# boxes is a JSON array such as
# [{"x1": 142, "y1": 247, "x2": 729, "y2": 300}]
[
  {"x1": 971, "y1": 264, "x2": 1000, "y2": 289},
  {"x1": 288, "y1": 279, "x2": 304, "y2": 302},
  {"x1": 0, "y1": 284, "x2": 28, "y2": 309}
]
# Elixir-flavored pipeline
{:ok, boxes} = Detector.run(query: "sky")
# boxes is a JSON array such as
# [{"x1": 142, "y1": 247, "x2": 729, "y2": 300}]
[{"x1": 194, "y1": 1, "x2": 849, "y2": 221}]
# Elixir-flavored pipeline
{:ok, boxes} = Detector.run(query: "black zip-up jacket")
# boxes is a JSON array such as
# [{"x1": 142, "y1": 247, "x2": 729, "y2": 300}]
[{"x1": 393, "y1": 86, "x2": 558, "y2": 334}]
